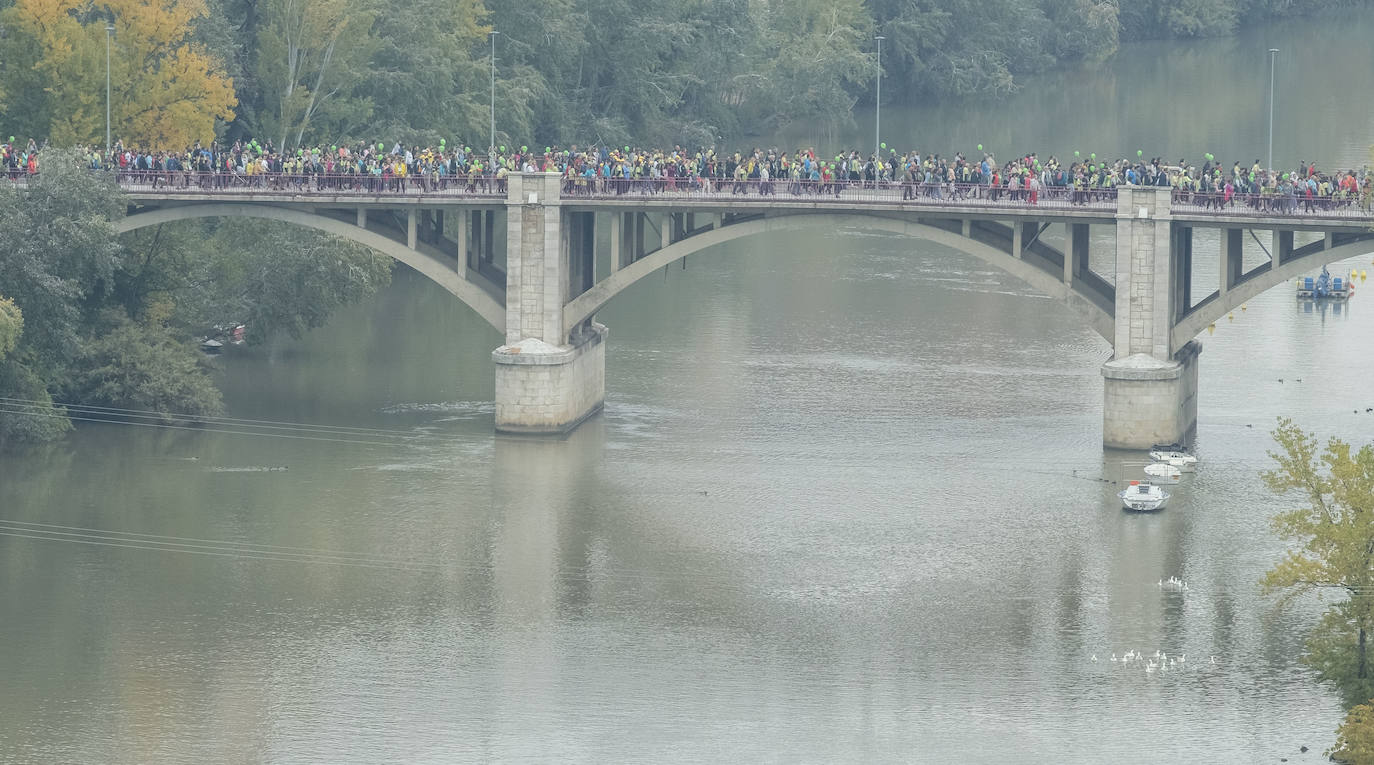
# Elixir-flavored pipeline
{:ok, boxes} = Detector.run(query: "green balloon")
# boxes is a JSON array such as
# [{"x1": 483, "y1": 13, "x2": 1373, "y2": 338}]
[
  {"x1": 977, "y1": 144, "x2": 983, "y2": 151},
  {"x1": 624, "y1": 146, "x2": 630, "y2": 152},
  {"x1": 545, "y1": 147, "x2": 551, "y2": 153},
  {"x1": 378, "y1": 143, "x2": 384, "y2": 151},
  {"x1": 1137, "y1": 150, "x2": 1143, "y2": 157},
  {"x1": 1074, "y1": 151, "x2": 1080, "y2": 157},
  {"x1": 499, "y1": 145, "x2": 506, "y2": 152},
  {"x1": 331, "y1": 145, "x2": 337, "y2": 151},
  {"x1": 880, "y1": 142, "x2": 887, "y2": 150},
  {"x1": 440, "y1": 139, "x2": 446, "y2": 145},
  {"x1": 521, "y1": 145, "x2": 528, "y2": 152},
  {"x1": 1090, "y1": 153, "x2": 1096, "y2": 160}
]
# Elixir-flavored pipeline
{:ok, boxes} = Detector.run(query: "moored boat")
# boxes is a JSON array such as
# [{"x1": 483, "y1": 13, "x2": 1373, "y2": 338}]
[
  {"x1": 1144, "y1": 462, "x2": 1182, "y2": 483},
  {"x1": 1119, "y1": 481, "x2": 1170, "y2": 511},
  {"x1": 1148, "y1": 450, "x2": 1198, "y2": 471}
]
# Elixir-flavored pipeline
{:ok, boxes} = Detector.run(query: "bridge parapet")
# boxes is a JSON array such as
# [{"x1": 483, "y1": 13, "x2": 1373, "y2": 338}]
[{"x1": 85, "y1": 169, "x2": 1374, "y2": 447}]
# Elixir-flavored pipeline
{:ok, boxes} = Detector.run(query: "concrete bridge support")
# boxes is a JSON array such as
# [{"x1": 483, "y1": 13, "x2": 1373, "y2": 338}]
[
  {"x1": 493, "y1": 173, "x2": 606, "y2": 434},
  {"x1": 1102, "y1": 186, "x2": 1199, "y2": 449}
]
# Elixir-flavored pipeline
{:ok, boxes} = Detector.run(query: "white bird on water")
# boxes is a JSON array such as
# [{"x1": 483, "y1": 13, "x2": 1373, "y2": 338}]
[
  {"x1": 1110, "y1": 653, "x2": 1118, "y2": 662},
  {"x1": 1091, "y1": 654, "x2": 1098, "y2": 662},
  {"x1": 1210, "y1": 656, "x2": 1218, "y2": 665}
]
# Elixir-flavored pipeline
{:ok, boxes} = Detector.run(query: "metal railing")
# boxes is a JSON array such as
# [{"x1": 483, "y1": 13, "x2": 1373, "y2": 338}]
[
  {"x1": 8, "y1": 167, "x2": 1373, "y2": 224},
  {"x1": 568, "y1": 178, "x2": 1120, "y2": 210},
  {"x1": 1170, "y1": 188, "x2": 1374, "y2": 221},
  {"x1": 4, "y1": 169, "x2": 505, "y2": 198},
  {"x1": 121, "y1": 171, "x2": 507, "y2": 198}
]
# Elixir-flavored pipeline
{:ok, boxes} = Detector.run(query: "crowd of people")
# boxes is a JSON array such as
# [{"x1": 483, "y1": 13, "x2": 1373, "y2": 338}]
[{"x1": 4, "y1": 135, "x2": 1372, "y2": 214}]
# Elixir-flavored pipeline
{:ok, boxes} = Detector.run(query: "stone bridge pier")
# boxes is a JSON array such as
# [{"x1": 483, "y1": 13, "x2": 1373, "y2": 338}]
[
  {"x1": 493, "y1": 173, "x2": 606, "y2": 434},
  {"x1": 490, "y1": 176, "x2": 1200, "y2": 445},
  {"x1": 109, "y1": 169, "x2": 1374, "y2": 446},
  {"x1": 1102, "y1": 187, "x2": 1199, "y2": 449}
]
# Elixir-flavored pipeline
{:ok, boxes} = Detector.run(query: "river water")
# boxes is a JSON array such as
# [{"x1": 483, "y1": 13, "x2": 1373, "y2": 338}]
[{"x1": 4, "y1": 11, "x2": 1374, "y2": 764}]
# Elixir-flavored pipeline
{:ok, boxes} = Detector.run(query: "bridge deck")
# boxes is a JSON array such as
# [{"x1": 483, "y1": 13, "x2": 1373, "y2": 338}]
[{"x1": 100, "y1": 177, "x2": 1374, "y2": 232}]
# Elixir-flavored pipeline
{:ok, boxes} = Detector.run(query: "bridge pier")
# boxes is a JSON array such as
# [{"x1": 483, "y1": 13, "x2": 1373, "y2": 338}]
[
  {"x1": 493, "y1": 173, "x2": 606, "y2": 434},
  {"x1": 1102, "y1": 186, "x2": 1199, "y2": 449}
]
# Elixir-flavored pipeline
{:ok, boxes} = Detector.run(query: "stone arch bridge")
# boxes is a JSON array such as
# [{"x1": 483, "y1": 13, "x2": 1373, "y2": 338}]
[{"x1": 115, "y1": 173, "x2": 1374, "y2": 447}]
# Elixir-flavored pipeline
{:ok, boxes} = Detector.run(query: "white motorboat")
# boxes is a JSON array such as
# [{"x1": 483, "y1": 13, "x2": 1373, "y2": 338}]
[
  {"x1": 1149, "y1": 450, "x2": 1198, "y2": 472},
  {"x1": 1119, "y1": 481, "x2": 1170, "y2": 511},
  {"x1": 1144, "y1": 462, "x2": 1182, "y2": 483}
]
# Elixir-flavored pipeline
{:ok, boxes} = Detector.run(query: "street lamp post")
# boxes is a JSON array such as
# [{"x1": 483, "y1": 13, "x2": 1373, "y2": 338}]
[
  {"x1": 1267, "y1": 48, "x2": 1279, "y2": 170},
  {"x1": 489, "y1": 30, "x2": 499, "y2": 166},
  {"x1": 106, "y1": 24, "x2": 115, "y2": 159},
  {"x1": 874, "y1": 35, "x2": 884, "y2": 159}
]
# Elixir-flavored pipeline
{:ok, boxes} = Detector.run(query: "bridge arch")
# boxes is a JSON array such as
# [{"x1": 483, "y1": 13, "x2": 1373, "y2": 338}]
[
  {"x1": 564, "y1": 213, "x2": 1114, "y2": 343},
  {"x1": 1171, "y1": 233, "x2": 1374, "y2": 351},
  {"x1": 116, "y1": 203, "x2": 505, "y2": 332}
]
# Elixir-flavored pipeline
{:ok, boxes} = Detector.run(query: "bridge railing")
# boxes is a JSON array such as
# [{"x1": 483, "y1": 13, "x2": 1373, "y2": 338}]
[
  {"x1": 5, "y1": 170, "x2": 507, "y2": 199},
  {"x1": 1170, "y1": 188, "x2": 1374, "y2": 221},
  {"x1": 569, "y1": 178, "x2": 1120, "y2": 211},
  {"x1": 119, "y1": 171, "x2": 508, "y2": 198}
]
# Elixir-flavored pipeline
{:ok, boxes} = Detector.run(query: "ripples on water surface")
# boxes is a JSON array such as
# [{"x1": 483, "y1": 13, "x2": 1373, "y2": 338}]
[{"x1": 4, "y1": 11, "x2": 1374, "y2": 763}]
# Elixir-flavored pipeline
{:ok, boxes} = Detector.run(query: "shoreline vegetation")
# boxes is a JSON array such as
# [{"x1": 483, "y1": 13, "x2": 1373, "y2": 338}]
[
  {"x1": 0, "y1": 0, "x2": 1368, "y2": 446},
  {"x1": 0, "y1": 0, "x2": 1367, "y2": 151}
]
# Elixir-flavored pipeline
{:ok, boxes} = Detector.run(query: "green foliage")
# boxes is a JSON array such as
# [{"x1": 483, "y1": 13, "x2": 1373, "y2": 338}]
[
  {"x1": 1303, "y1": 605, "x2": 1374, "y2": 708},
  {"x1": 129, "y1": 219, "x2": 393, "y2": 344},
  {"x1": 1262, "y1": 418, "x2": 1374, "y2": 706},
  {"x1": 360, "y1": 0, "x2": 490, "y2": 143},
  {"x1": 1331, "y1": 701, "x2": 1374, "y2": 764},
  {"x1": 256, "y1": 0, "x2": 383, "y2": 148},
  {"x1": 65, "y1": 315, "x2": 224, "y2": 419},
  {"x1": 751, "y1": 0, "x2": 874, "y2": 134},
  {"x1": 0, "y1": 359, "x2": 72, "y2": 447},
  {"x1": 0, "y1": 297, "x2": 20, "y2": 360},
  {"x1": 0, "y1": 149, "x2": 123, "y2": 376},
  {"x1": 0, "y1": 150, "x2": 388, "y2": 445}
]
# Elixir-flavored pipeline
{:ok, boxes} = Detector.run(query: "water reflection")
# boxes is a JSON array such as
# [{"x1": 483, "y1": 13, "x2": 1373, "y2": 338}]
[{"x1": 2, "y1": 7, "x2": 1374, "y2": 762}]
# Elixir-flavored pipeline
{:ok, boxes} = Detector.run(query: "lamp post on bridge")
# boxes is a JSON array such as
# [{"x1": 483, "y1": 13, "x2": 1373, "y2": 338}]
[
  {"x1": 1267, "y1": 47, "x2": 1279, "y2": 171},
  {"x1": 489, "y1": 29, "x2": 499, "y2": 167},
  {"x1": 874, "y1": 34, "x2": 884, "y2": 160},
  {"x1": 105, "y1": 23, "x2": 115, "y2": 159}
]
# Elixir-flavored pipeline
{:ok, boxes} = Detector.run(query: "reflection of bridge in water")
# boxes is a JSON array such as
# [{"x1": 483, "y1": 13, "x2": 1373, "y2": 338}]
[{"x1": 113, "y1": 174, "x2": 1374, "y2": 448}]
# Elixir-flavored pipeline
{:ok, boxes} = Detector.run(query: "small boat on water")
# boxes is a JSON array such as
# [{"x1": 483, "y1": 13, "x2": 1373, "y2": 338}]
[
  {"x1": 1296, "y1": 267, "x2": 1352, "y2": 300},
  {"x1": 1119, "y1": 481, "x2": 1170, "y2": 511},
  {"x1": 1149, "y1": 450, "x2": 1198, "y2": 471},
  {"x1": 1144, "y1": 462, "x2": 1182, "y2": 483}
]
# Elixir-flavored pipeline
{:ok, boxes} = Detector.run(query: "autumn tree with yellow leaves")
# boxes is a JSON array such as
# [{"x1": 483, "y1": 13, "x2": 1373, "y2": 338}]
[
  {"x1": 0, "y1": 0, "x2": 236, "y2": 147},
  {"x1": 1263, "y1": 418, "x2": 1374, "y2": 709}
]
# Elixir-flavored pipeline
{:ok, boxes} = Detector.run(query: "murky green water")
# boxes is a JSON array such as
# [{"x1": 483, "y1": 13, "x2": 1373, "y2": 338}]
[{"x1": 3, "y1": 10, "x2": 1374, "y2": 763}]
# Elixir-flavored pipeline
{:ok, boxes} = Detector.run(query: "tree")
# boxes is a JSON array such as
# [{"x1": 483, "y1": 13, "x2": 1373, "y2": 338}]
[
  {"x1": 0, "y1": 297, "x2": 20, "y2": 360},
  {"x1": 1331, "y1": 701, "x2": 1374, "y2": 765},
  {"x1": 0, "y1": 149, "x2": 124, "y2": 375},
  {"x1": 749, "y1": 0, "x2": 873, "y2": 135},
  {"x1": 1262, "y1": 417, "x2": 1374, "y2": 705},
  {"x1": 65, "y1": 315, "x2": 224, "y2": 419},
  {"x1": 359, "y1": 0, "x2": 489, "y2": 144},
  {"x1": 0, "y1": 0, "x2": 237, "y2": 147},
  {"x1": 154, "y1": 219, "x2": 393, "y2": 344},
  {"x1": 256, "y1": 0, "x2": 379, "y2": 148}
]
